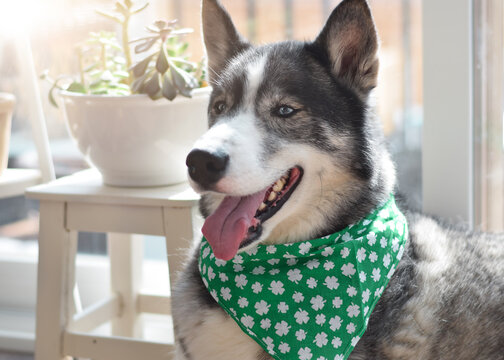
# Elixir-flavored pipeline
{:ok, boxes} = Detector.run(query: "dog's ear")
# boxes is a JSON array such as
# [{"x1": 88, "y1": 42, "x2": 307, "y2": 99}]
[
  {"x1": 202, "y1": 0, "x2": 250, "y2": 83},
  {"x1": 314, "y1": 0, "x2": 379, "y2": 96}
]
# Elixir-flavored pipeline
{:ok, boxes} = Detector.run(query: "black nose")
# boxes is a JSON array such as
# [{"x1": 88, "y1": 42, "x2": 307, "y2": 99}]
[{"x1": 186, "y1": 149, "x2": 229, "y2": 187}]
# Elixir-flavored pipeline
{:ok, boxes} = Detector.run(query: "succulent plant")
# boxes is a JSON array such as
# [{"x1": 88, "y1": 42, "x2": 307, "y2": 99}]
[{"x1": 41, "y1": 0, "x2": 205, "y2": 106}]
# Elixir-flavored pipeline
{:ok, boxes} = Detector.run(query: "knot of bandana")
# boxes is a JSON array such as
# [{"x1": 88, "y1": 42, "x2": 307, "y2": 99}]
[{"x1": 199, "y1": 195, "x2": 408, "y2": 360}]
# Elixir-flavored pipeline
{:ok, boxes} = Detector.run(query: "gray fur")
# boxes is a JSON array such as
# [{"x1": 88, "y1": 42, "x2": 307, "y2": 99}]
[{"x1": 172, "y1": 0, "x2": 504, "y2": 359}]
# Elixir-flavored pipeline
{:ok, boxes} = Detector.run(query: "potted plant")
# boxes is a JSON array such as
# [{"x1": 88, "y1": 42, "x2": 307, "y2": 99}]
[
  {"x1": 42, "y1": 0, "x2": 210, "y2": 187},
  {"x1": 0, "y1": 93, "x2": 15, "y2": 176}
]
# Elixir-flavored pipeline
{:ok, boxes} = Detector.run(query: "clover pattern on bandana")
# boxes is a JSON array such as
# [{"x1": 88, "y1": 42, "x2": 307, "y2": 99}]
[{"x1": 199, "y1": 196, "x2": 408, "y2": 360}]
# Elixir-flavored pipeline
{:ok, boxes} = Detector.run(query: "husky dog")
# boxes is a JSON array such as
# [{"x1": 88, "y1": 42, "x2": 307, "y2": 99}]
[{"x1": 172, "y1": 0, "x2": 504, "y2": 359}]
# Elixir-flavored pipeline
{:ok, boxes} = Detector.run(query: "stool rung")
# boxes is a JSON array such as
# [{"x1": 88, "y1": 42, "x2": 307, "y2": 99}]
[
  {"x1": 63, "y1": 331, "x2": 174, "y2": 360},
  {"x1": 138, "y1": 294, "x2": 171, "y2": 315},
  {"x1": 70, "y1": 295, "x2": 120, "y2": 332}
]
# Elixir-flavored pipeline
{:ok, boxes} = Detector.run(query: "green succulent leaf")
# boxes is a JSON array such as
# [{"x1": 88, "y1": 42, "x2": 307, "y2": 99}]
[
  {"x1": 131, "y1": 54, "x2": 153, "y2": 77},
  {"x1": 135, "y1": 37, "x2": 159, "y2": 54},
  {"x1": 48, "y1": 85, "x2": 59, "y2": 108},
  {"x1": 144, "y1": 73, "x2": 161, "y2": 99},
  {"x1": 67, "y1": 82, "x2": 87, "y2": 93},
  {"x1": 132, "y1": 2, "x2": 149, "y2": 14},
  {"x1": 170, "y1": 62, "x2": 197, "y2": 98},
  {"x1": 131, "y1": 71, "x2": 149, "y2": 93},
  {"x1": 156, "y1": 45, "x2": 169, "y2": 74},
  {"x1": 162, "y1": 73, "x2": 177, "y2": 101},
  {"x1": 95, "y1": 9, "x2": 123, "y2": 24}
]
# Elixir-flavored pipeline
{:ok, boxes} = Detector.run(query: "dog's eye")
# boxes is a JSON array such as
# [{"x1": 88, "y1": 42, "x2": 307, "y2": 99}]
[
  {"x1": 213, "y1": 101, "x2": 227, "y2": 115},
  {"x1": 274, "y1": 105, "x2": 297, "y2": 118}
]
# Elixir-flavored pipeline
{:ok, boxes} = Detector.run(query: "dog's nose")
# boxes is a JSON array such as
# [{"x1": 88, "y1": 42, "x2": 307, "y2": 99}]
[{"x1": 186, "y1": 149, "x2": 229, "y2": 186}]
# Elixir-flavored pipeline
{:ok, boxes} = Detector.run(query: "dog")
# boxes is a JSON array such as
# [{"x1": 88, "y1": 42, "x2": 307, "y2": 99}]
[{"x1": 171, "y1": 0, "x2": 504, "y2": 359}]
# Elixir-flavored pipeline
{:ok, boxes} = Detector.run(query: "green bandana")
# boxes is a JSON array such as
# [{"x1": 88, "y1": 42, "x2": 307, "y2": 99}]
[{"x1": 199, "y1": 196, "x2": 408, "y2": 360}]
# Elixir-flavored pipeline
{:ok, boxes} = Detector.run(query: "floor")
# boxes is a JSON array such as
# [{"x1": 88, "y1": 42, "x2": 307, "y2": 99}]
[{"x1": 0, "y1": 352, "x2": 33, "y2": 360}]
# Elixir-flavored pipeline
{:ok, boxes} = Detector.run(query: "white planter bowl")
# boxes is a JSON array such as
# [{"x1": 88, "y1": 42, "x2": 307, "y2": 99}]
[{"x1": 60, "y1": 88, "x2": 210, "y2": 187}]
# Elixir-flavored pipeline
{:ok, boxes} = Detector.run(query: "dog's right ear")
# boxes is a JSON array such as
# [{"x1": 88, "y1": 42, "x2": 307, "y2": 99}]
[{"x1": 202, "y1": 0, "x2": 250, "y2": 83}]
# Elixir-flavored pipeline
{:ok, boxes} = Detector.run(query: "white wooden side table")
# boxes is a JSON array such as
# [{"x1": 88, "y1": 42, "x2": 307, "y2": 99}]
[{"x1": 26, "y1": 169, "x2": 200, "y2": 360}]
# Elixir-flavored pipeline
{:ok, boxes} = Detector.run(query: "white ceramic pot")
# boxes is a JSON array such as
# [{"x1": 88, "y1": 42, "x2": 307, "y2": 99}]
[
  {"x1": 60, "y1": 87, "x2": 210, "y2": 187},
  {"x1": 0, "y1": 93, "x2": 15, "y2": 176}
]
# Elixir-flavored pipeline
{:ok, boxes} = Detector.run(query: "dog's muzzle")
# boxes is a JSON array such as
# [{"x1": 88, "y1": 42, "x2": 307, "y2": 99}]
[{"x1": 186, "y1": 149, "x2": 229, "y2": 188}]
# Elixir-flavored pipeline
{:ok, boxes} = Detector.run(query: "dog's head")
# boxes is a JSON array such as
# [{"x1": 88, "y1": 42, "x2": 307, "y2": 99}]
[{"x1": 186, "y1": 0, "x2": 396, "y2": 260}]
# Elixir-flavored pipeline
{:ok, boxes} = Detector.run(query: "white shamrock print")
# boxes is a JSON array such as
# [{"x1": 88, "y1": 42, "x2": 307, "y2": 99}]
[
  {"x1": 274, "y1": 321, "x2": 291, "y2": 336},
  {"x1": 332, "y1": 297, "x2": 343, "y2": 308},
  {"x1": 397, "y1": 223, "x2": 404, "y2": 235},
  {"x1": 263, "y1": 336, "x2": 274, "y2": 352},
  {"x1": 341, "y1": 263, "x2": 356, "y2": 277},
  {"x1": 329, "y1": 315, "x2": 342, "y2": 331},
  {"x1": 241, "y1": 315, "x2": 254, "y2": 328},
  {"x1": 351, "y1": 336, "x2": 361, "y2": 346},
  {"x1": 238, "y1": 297, "x2": 249, "y2": 308},
  {"x1": 252, "y1": 282, "x2": 263, "y2": 293},
  {"x1": 342, "y1": 232, "x2": 353, "y2": 242},
  {"x1": 363, "y1": 219, "x2": 371, "y2": 226},
  {"x1": 207, "y1": 266, "x2": 216, "y2": 281},
  {"x1": 269, "y1": 269, "x2": 280, "y2": 275},
  {"x1": 278, "y1": 302, "x2": 289, "y2": 313},
  {"x1": 306, "y1": 259, "x2": 320, "y2": 270},
  {"x1": 295, "y1": 329, "x2": 307, "y2": 341},
  {"x1": 372, "y1": 268, "x2": 381, "y2": 282},
  {"x1": 220, "y1": 287, "x2": 232, "y2": 301},
  {"x1": 332, "y1": 337, "x2": 342, "y2": 348},
  {"x1": 310, "y1": 295, "x2": 326, "y2": 310},
  {"x1": 298, "y1": 347, "x2": 312, "y2": 360},
  {"x1": 374, "y1": 220, "x2": 386, "y2": 232},
  {"x1": 210, "y1": 289, "x2": 218, "y2": 301},
  {"x1": 316, "y1": 356, "x2": 327, "y2": 360},
  {"x1": 293, "y1": 291, "x2": 305, "y2": 303},
  {"x1": 202, "y1": 278, "x2": 208, "y2": 288},
  {"x1": 359, "y1": 271, "x2": 367, "y2": 283},
  {"x1": 398, "y1": 245, "x2": 405, "y2": 260},
  {"x1": 379, "y1": 209, "x2": 389, "y2": 218},
  {"x1": 252, "y1": 266, "x2": 265, "y2": 275},
  {"x1": 335, "y1": 355, "x2": 344, "y2": 360},
  {"x1": 278, "y1": 342, "x2": 291, "y2": 354},
  {"x1": 307, "y1": 277, "x2": 318, "y2": 289},
  {"x1": 233, "y1": 264, "x2": 244, "y2": 272},
  {"x1": 347, "y1": 304, "x2": 361, "y2": 318},
  {"x1": 380, "y1": 237, "x2": 388, "y2": 248},
  {"x1": 340, "y1": 247, "x2": 350, "y2": 258},
  {"x1": 255, "y1": 300, "x2": 270, "y2": 315},
  {"x1": 269, "y1": 280, "x2": 285, "y2": 295},
  {"x1": 315, "y1": 313, "x2": 326, "y2": 325},
  {"x1": 362, "y1": 289, "x2": 370, "y2": 303},
  {"x1": 366, "y1": 231, "x2": 377, "y2": 246},
  {"x1": 324, "y1": 276, "x2": 339, "y2": 290},
  {"x1": 215, "y1": 259, "x2": 226, "y2": 267},
  {"x1": 299, "y1": 242, "x2": 312, "y2": 255},
  {"x1": 268, "y1": 258, "x2": 280, "y2": 266},
  {"x1": 356, "y1": 248, "x2": 366, "y2": 262},
  {"x1": 219, "y1": 273, "x2": 228, "y2": 282},
  {"x1": 202, "y1": 264, "x2": 206, "y2": 275},
  {"x1": 392, "y1": 238, "x2": 400, "y2": 252},
  {"x1": 363, "y1": 306, "x2": 369, "y2": 315},
  {"x1": 245, "y1": 246, "x2": 258, "y2": 256},
  {"x1": 323, "y1": 260, "x2": 335, "y2": 271},
  {"x1": 347, "y1": 286, "x2": 357, "y2": 297},
  {"x1": 266, "y1": 245, "x2": 277, "y2": 254},
  {"x1": 261, "y1": 318, "x2": 271, "y2": 329},
  {"x1": 229, "y1": 308, "x2": 237, "y2": 316},
  {"x1": 314, "y1": 332, "x2": 328, "y2": 348},
  {"x1": 321, "y1": 247, "x2": 334, "y2": 257},
  {"x1": 346, "y1": 322, "x2": 356, "y2": 334},
  {"x1": 387, "y1": 265, "x2": 396, "y2": 279},
  {"x1": 202, "y1": 247, "x2": 210, "y2": 258},
  {"x1": 369, "y1": 251, "x2": 378, "y2": 263},
  {"x1": 383, "y1": 253, "x2": 391, "y2": 268},
  {"x1": 287, "y1": 258, "x2": 298, "y2": 266},
  {"x1": 287, "y1": 269, "x2": 303, "y2": 283},
  {"x1": 294, "y1": 309, "x2": 310, "y2": 324},
  {"x1": 235, "y1": 274, "x2": 248, "y2": 288},
  {"x1": 233, "y1": 255, "x2": 244, "y2": 264},
  {"x1": 375, "y1": 286, "x2": 384, "y2": 297}
]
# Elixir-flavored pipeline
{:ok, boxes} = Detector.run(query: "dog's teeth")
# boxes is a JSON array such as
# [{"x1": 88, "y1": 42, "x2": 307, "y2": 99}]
[
  {"x1": 268, "y1": 191, "x2": 277, "y2": 202},
  {"x1": 259, "y1": 202, "x2": 267, "y2": 211},
  {"x1": 273, "y1": 179, "x2": 284, "y2": 192}
]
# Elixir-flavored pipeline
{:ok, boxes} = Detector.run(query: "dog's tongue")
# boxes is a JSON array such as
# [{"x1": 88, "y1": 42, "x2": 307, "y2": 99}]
[{"x1": 202, "y1": 190, "x2": 267, "y2": 261}]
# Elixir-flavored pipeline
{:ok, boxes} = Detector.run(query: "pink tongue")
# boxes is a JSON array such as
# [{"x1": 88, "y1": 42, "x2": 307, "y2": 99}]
[{"x1": 202, "y1": 189, "x2": 268, "y2": 261}]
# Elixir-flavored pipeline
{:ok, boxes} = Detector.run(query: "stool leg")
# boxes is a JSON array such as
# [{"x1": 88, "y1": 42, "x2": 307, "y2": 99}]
[
  {"x1": 162, "y1": 207, "x2": 195, "y2": 293},
  {"x1": 35, "y1": 201, "x2": 76, "y2": 360},
  {"x1": 108, "y1": 233, "x2": 143, "y2": 337}
]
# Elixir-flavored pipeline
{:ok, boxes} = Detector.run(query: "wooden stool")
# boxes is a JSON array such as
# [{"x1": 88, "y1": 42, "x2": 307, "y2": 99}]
[{"x1": 26, "y1": 169, "x2": 199, "y2": 360}]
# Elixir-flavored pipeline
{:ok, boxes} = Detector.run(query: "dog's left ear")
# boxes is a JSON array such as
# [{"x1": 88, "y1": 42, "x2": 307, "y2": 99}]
[{"x1": 314, "y1": 0, "x2": 379, "y2": 96}]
